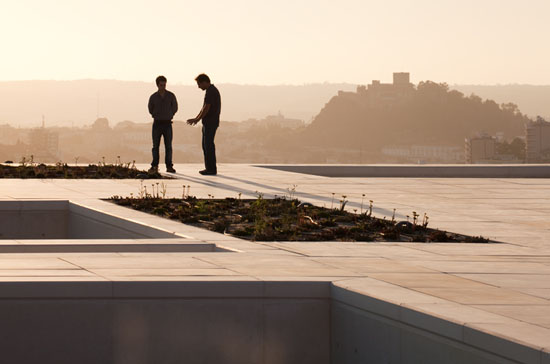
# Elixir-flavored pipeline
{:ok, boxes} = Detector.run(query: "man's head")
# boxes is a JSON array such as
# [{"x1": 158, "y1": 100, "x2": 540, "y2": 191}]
[
  {"x1": 156, "y1": 75, "x2": 167, "y2": 91},
  {"x1": 195, "y1": 73, "x2": 211, "y2": 90}
]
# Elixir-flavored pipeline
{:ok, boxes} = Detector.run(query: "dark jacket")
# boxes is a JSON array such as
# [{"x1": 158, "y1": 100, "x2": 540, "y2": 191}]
[
  {"x1": 148, "y1": 91, "x2": 178, "y2": 121},
  {"x1": 203, "y1": 84, "x2": 221, "y2": 126}
]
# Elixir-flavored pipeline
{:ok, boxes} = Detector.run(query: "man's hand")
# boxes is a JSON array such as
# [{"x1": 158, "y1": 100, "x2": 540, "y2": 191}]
[{"x1": 186, "y1": 118, "x2": 198, "y2": 125}]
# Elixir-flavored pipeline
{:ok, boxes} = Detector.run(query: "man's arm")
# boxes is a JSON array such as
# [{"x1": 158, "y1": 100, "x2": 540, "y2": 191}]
[
  {"x1": 148, "y1": 95, "x2": 154, "y2": 116},
  {"x1": 187, "y1": 104, "x2": 211, "y2": 125},
  {"x1": 172, "y1": 93, "x2": 178, "y2": 116}
]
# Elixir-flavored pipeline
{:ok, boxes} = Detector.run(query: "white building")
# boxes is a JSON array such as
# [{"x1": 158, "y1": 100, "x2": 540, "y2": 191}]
[{"x1": 526, "y1": 117, "x2": 550, "y2": 162}]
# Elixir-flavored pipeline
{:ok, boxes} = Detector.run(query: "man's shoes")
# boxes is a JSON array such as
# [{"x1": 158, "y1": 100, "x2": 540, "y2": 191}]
[
  {"x1": 148, "y1": 166, "x2": 158, "y2": 173},
  {"x1": 199, "y1": 169, "x2": 217, "y2": 176},
  {"x1": 166, "y1": 167, "x2": 176, "y2": 173}
]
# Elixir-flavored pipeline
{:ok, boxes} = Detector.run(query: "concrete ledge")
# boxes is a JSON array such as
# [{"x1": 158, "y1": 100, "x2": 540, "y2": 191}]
[
  {"x1": 331, "y1": 283, "x2": 547, "y2": 364},
  {"x1": 257, "y1": 164, "x2": 550, "y2": 178},
  {"x1": 0, "y1": 242, "x2": 220, "y2": 253},
  {"x1": 0, "y1": 281, "x2": 331, "y2": 299}
]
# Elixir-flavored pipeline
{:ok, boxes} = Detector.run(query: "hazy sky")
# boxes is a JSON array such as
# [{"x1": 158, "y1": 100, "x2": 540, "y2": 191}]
[{"x1": 1, "y1": 0, "x2": 549, "y2": 85}]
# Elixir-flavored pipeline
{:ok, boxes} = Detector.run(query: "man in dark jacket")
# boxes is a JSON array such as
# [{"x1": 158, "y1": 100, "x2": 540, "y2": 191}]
[
  {"x1": 148, "y1": 75, "x2": 178, "y2": 173},
  {"x1": 187, "y1": 73, "x2": 221, "y2": 175}
]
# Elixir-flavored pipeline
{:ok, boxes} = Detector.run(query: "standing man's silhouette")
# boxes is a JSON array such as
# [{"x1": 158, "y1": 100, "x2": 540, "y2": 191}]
[
  {"x1": 187, "y1": 74, "x2": 221, "y2": 175},
  {"x1": 148, "y1": 75, "x2": 178, "y2": 173}
]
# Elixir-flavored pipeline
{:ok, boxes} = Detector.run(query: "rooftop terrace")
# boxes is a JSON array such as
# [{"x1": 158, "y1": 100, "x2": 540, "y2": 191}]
[{"x1": 1, "y1": 164, "x2": 549, "y2": 363}]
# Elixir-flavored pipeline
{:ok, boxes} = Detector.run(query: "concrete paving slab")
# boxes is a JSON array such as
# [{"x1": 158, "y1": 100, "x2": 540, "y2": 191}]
[
  {"x1": 414, "y1": 286, "x2": 550, "y2": 305},
  {"x1": 471, "y1": 305, "x2": 550, "y2": 328},
  {"x1": 456, "y1": 274, "x2": 550, "y2": 289}
]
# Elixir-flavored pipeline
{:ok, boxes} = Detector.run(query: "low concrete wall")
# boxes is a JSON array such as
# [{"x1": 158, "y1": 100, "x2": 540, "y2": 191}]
[
  {"x1": 0, "y1": 280, "x2": 542, "y2": 363},
  {"x1": 0, "y1": 200, "x2": 179, "y2": 240},
  {"x1": 0, "y1": 281, "x2": 330, "y2": 364},
  {"x1": 331, "y1": 285, "x2": 542, "y2": 364},
  {"x1": 68, "y1": 202, "x2": 177, "y2": 239},
  {"x1": 258, "y1": 164, "x2": 550, "y2": 178},
  {"x1": 0, "y1": 200, "x2": 69, "y2": 239},
  {"x1": 331, "y1": 301, "x2": 511, "y2": 364}
]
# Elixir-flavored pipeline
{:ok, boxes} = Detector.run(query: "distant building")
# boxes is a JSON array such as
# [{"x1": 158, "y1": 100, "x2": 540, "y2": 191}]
[
  {"x1": 0, "y1": 124, "x2": 20, "y2": 145},
  {"x1": 526, "y1": 117, "x2": 550, "y2": 162},
  {"x1": 29, "y1": 127, "x2": 59, "y2": 162},
  {"x1": 238, "y1": 112, "x2": 305, "y2": 131},
  {"x1": 362, "y1": 72, "x2": 415, "y2": 106},
  {"x1": 382, "y1": 145, "x2": 463, "y2": 163},
  {"x1": 393, "y1": 72, "x2": 411, "y2": 85},
  {"x1": 337, "y1": 90, "x2": 355, "y2": 98},
  {"x1": 91, "y1": 117, "x2": 110, "y2": 131},
  {"x1": 264, "y1": 112, "x2": 305, "y2": 129},
  {"x1": 410, "y1": 145, "x2": 463, "y2": 163},
  {"x1": 465, "y1": 135, "x2": 496, "y2": 163}
]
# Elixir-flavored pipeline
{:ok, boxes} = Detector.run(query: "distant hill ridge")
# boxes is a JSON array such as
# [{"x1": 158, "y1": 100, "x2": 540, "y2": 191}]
[
  {"x1": 0, "y1": 80, "x2": 356, "y2": 127},
  {"x1": 452, "y1": 84, "x2": 550, "y2": 119},
  {"x1": 0, "y1": 80, "x2": 548, "y2": 127},
  {"x1": 302, "y1": 81, "x2": 528, "y2": 151}
]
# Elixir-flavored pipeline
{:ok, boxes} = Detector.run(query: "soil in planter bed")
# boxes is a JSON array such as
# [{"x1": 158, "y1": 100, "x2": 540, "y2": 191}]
[
  {"x1": 109, "y1": 196, "x2": 490, "y2": 243},
  {"x1": 0, "y1": 163, "x2": 168, "y2": 179}
]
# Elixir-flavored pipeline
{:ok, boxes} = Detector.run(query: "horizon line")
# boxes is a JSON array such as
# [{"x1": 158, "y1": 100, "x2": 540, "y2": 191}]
[{"x1": 1, "y1": 79, "x2": 550, "y2": 87}]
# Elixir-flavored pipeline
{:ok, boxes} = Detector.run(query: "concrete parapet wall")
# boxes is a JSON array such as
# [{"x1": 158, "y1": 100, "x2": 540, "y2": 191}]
[
  {"x1": 331, "y1": 285, "x2": 546, "y2": 364},
  {"x1": 258, "y1": 164, "x2": 550, "y2": 178},
  {"x1": 0, "y1": 281, "x2": 330, "y2": 364}
]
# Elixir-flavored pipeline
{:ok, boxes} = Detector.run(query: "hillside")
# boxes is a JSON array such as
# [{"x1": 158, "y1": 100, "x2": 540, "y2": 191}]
[
  {"x1": 452, "y1": 84, "x2": 550, "y2": 119},
  {"x1": 303, "y1": 82, "x2": 529, "y2": 151}
]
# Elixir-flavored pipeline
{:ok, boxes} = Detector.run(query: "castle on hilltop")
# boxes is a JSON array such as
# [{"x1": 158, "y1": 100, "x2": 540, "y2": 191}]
[{"x1": 338, "y1": 72, "x2": 415, "y2": 107}]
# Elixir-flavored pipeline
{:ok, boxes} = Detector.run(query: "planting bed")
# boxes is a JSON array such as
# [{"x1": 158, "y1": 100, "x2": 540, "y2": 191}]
[
  {"x1": 109, "y1": 196, "x2": 489, "y2": 243},
  {"x1": 0, "y1": 163, "x2": 168, "y2": 179}
]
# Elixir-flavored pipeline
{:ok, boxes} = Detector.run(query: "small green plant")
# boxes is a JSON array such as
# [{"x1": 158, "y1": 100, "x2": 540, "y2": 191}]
[
  {"x1": 287, "y1": 184, "x2": 298, "y2": 200},
  {"x1": 339, "y1": 195, "x2": 348, "y2": 211},
  {"x1": 160, "y1": 182, "x2": 167, "y2": 199},
  {"x1": 368, "y1": 200, "x2": 373, "y2": 217},
  {"x1": 422, "y1": 213, "x2": 429, "y2": 228},
  {"x1": 412, "y1": 211, "x2": 419, "y2": 226},
  {"x1": 139, "y1": 180, "x2": 145, "y2": 198}
]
